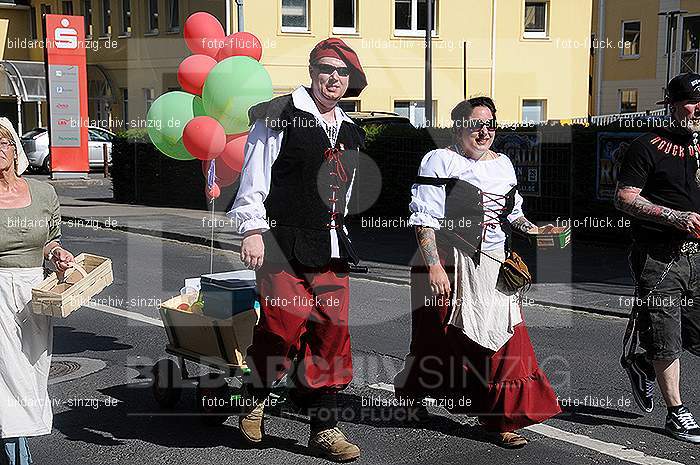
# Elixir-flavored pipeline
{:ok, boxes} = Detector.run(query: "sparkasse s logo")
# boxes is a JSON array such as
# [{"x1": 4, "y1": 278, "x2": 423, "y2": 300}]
[{"x1": 54, "y1": 18, "x2": 78, "y2": 49}]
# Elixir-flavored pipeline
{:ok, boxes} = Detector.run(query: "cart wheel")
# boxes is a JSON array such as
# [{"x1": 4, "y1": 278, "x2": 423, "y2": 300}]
[
  {"x1": 197, "y1": 374, "x2": 230, "y2": 426},
  {"x1": 152, "y1": 359, "x2": 182, "y2": 408}
]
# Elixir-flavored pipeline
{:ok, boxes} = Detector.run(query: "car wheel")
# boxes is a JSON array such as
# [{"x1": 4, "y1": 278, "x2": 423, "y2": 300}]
[{"x1": 42, "y1": 156, "x2": 50, "y2": 174}]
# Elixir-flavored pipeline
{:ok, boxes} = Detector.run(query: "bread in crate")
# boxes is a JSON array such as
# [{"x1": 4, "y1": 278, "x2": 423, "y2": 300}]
[{"x1": 32, "y1": 253, "x2": 114, "y2": 318}]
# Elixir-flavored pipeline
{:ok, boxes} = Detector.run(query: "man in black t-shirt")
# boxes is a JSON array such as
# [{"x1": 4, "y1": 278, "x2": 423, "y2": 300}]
[{"x1": 615, "y1": 73, "x2": 700, "y2": 444}]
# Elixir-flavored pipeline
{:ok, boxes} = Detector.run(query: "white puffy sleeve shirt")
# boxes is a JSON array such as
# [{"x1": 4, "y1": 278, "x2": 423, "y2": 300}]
[{"x1": 408, "y1": 148, "x2": 525, "y2": 251}]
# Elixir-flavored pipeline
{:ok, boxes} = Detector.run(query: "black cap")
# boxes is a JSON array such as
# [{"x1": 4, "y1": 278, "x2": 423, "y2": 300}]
[{"x1": 657, "y1": 73, "x2": 700, "y2": 105}]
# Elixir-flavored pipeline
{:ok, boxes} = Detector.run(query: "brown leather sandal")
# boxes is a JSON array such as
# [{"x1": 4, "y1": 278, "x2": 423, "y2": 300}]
[{"x1": 498, "y1": 431, "x2": 528, "y2": 449}]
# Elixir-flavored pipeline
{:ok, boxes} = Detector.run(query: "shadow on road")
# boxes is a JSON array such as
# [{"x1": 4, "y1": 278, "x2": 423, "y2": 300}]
[{"x1": 53, "y1": 326, "x2": 133, "y2": 355}]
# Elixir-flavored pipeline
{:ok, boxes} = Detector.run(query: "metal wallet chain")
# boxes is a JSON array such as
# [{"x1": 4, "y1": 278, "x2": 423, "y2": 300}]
[{"x1": 621, "y1": 252, "x2": 678, "y2": 363}]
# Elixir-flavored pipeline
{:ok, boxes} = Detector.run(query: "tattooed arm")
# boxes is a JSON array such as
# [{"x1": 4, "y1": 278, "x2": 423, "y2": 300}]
[
  {"x1": 416, "y1": 226, "x2": 440, "y2": 266},
  {"x1": 511, "y1": 216, "x2": 538, "y2": 234},
  {"x1": 614, "y1": 183, "x2": 700, "y2": 233},
  {"x1": 415, "y1": 226, "x2": 451, "y2": 295}
]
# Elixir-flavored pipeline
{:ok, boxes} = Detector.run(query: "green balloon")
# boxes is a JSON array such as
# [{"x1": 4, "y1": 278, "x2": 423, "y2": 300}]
[
  {"x1": 146, "y1": 91, "x2": 198, "y2": 160},
  {"x1": 202, "y1": 56, "x2": 273, "y2": 135}
]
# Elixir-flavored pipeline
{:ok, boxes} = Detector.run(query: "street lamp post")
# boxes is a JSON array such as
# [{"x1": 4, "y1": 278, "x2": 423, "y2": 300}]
[
  {"x1": 659, "y1": 10, "x2": 686, "y2": 114},
  {"x1": 425, "y1": 0, "x2": 433, "y2": 127}
]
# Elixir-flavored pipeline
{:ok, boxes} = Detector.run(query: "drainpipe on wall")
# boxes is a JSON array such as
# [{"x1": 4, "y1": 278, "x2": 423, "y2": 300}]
[
  {"x1": 236, "y1": 0, "x2": 244, "y2": 32},
  {"x1": 595, "y1": 0, "x2": 605, "y2": 115}
]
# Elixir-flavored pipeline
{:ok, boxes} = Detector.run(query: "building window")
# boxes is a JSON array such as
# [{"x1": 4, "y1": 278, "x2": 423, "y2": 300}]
[
  {"x1": 147, "y1": 0, "x2": 159, "y2": 33},
  {"x1": 621, "y1": 21, "x2": 641, "y2": 57},
  {"x1": 121, "y1": 88, "x2": 129, "y2": 129},
  {"x1": 120, "y1": 0, "x2": 131, "y2": 35},
  {"x1": 338, "y1": 100, "x2": 359, "y2": 112},
  {"x1": 62, "y1": 1, "x2": 74, "y2": 15},
  {"x1": 680, "y1": 16, "x2": 700, "y2": 74},
  {"x1": 144, "y1": 88, "x2": 155, "y2": 112},
  {"x1": 333, "y1": 0, "x2": 357, "y2": 34},
  {"x1": 282, "y1": 0, "x2": 309, "y2": 32},
  {"x1": 167, "y1": 0, "x2": 180, "y2": 32},
  {"x1": 100, "y1": 0, "x2": 111, "y2": 37},
  {"x1": 395, "y1": 0, "x2": 436, "y2": 37},
  {"x1": 29, "y1": 6, "x2": 37, "y2": 40},
  {"x1": 524, "y1": 1, "x2": 548, "y2": 39},
  {"x1": 161, "y1": 0, "x2": 179, "y2": 33},
  {"x1": 522, "y1": 99, "x2": 547, "y2": 123},
  {"x1": 83, "y1": 1, "x2": 93, "y2": 38},
  {"x1": 394, "y1": 100, "x2": 435, "y2": 127},
  {"x1": 620, "y1": 89, "x2": 638, "y2": 113}
]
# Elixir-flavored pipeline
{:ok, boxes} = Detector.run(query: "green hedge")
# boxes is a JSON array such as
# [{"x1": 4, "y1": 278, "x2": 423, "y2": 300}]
[{"x1": 110, "y1": 120, "x2": 650, "y2": 241}]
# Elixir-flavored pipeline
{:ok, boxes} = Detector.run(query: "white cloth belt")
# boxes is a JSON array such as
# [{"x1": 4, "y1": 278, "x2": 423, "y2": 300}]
[
  {"x1": 448, "y1": 248, "x2": 522, "y2": 352},
  {"x1": 0, "y1": 267, "x2": 53, "y2": 438}
]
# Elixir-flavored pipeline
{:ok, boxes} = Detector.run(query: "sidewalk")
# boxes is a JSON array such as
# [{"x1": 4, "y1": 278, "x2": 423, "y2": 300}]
[{"x1": 43, "y1": 175, "x2": 635, "y2": 318}]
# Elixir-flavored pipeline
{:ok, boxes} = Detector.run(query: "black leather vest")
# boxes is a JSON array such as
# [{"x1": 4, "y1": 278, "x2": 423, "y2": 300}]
[{"x1": 248, "y1": 93, "x2": 365, "y2": 267}]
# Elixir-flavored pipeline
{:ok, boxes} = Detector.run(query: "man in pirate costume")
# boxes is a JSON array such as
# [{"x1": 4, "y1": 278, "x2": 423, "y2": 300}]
[
  {"x1": 228, "y1": 38, "x2": 366, "y2": 461},
  {"x1": 617, "y1": 73, "x2": 700, "y2": 443}
]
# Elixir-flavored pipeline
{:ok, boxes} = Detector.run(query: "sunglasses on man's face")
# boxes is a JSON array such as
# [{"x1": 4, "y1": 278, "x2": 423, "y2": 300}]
[
  {"x1": 314, "y1": 64, "x2": 351, "y2": 77},
  {"x1": 465, "y1": 119, "x2": 497, "y2": 131}
]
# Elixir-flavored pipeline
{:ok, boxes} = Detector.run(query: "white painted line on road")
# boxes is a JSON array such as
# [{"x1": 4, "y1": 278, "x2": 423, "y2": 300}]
[
  {"x1": 367, "y1": 383, "x2": 684, "y2": 465},
  {"x1": 525, "y1": 424, "x2": 684, "y2": 465},
  {"x1": 84, "y1": 302, "x2": 163, "y2": 327}
]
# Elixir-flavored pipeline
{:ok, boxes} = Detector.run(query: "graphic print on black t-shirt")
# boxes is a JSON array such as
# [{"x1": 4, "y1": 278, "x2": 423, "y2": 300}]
[{"x1": 617, "y1": 127, "x2": 700, "y2": 243}]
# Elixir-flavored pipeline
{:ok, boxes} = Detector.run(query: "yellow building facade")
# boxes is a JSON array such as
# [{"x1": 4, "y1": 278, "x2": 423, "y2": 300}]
[
  {"x1": 592, "y1": 0, "x2": 700, "y2": 115},
  {"x1": 235, "y1": 0, "x2": 593, "y2": 126},
  {"x1": 1, "y1": 0, "x2": 593, "y2": 132}
]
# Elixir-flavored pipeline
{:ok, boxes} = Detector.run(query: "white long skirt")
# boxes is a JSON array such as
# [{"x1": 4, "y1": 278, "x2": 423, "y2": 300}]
[{"x1": 0, "y1": 267, "x2": 53, "y2": 438}]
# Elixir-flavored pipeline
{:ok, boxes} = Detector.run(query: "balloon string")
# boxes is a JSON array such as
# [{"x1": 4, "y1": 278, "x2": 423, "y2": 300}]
[{"x1": 210, "y1": 198, "x2": 215, "y2": 274}]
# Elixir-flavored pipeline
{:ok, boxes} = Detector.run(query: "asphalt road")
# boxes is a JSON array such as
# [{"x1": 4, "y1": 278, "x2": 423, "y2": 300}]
[{"x1": 27, "y1": 225, "x2": 700, "y2": 465}]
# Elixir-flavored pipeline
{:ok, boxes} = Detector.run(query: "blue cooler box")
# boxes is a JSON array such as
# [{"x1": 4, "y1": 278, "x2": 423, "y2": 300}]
[{"x1": 200, "y1": 270, "x2": 257, "y2": 319}]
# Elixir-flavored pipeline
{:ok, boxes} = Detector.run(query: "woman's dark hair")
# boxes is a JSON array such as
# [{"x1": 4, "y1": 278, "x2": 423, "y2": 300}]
[{"x1": 451, "y1": 96, "x2": 497, "y2": 133}]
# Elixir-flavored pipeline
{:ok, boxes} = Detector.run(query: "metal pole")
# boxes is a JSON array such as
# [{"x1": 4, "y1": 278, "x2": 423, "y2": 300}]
[
  {"x1": 660, "y1": 10, "x2": 687, "y2": 114},
  {"x1": 425, "y1": 0, "x2": 433, "y2": 127},
  {"x1": 236, "y1": 0, "x2": 244, "y2": 32},
  {"x1": 102, "y1": 143, "x2": 109, "y2": 178}
]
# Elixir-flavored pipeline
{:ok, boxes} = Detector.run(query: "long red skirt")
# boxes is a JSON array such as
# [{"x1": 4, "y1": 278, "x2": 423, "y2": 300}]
[{"x1": 393, "y1": 264, "x2": 562, "y2": 432}]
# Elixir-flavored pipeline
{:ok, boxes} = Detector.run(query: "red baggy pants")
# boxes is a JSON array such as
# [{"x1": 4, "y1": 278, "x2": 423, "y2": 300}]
[{"x1": 246, "y1": 260, "x2": 353, "y2": 393}]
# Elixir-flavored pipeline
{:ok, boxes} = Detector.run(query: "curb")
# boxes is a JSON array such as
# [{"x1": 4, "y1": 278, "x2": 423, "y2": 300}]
[{"x1": 62, "y1": 215, "x2": 631, "y2": 319}]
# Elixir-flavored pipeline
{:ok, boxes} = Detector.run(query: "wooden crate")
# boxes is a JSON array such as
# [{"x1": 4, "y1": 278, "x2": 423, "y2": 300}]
[
  {"x1": 159, "y1": 295, "x2": 259, "y2": 368},
  {"x1": 32, "y1": 253, "x2": 114, "y2": 318}
]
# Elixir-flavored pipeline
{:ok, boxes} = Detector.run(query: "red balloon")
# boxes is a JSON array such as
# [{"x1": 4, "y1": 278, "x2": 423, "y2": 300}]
[
  {"x1": 207, "y1": 182, "x2": 221, "y2": 200},
  {"x1": 216, "y1": 32, "x2": 263, "y2": 62},
  {"x1": 184, "y1": 12, "x2": 225, "y2": 58},
  {"x1": 201, "y1": 160, "x2": 240, "y2": 187},
  {"x1": 182, "y1": 116, "x2": 227, "y2": 160},
  {"x1": 178, "y1": 55, "x2": 217, "y2": 96},
  {"x1": 220, "y1": 132, "x2": 248, "y2": 172}
]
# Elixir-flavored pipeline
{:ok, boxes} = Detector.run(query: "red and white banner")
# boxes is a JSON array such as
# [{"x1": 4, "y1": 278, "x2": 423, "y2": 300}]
[{"x1": 44, "y1": 14, "x2": 89, "y2": 174}]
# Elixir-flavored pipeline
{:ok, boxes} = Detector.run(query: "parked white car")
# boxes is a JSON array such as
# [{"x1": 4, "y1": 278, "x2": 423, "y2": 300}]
[{"x1": 21, "y1": 126, "x2": 115, "y2": 173}]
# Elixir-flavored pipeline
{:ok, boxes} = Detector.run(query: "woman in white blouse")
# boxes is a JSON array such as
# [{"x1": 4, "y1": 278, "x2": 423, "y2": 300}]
[{"x1": 393, "y1": 97, "x2": 561, "y2": 448}]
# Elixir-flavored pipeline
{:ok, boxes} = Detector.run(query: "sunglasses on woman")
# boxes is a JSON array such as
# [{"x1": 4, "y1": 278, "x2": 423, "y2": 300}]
[
  {"x1": 314, "y1": 64, "x2": 350, "y2": 77},
  {"x1": 465, "y1": 119, "x2": 497, "y2": 132}
]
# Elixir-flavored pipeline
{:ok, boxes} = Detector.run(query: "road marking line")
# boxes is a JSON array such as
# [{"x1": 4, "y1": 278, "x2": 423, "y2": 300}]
[
  {"x1": 84, "y1": 302, "x2": 163, "y2": 327},
  {"x1": 525, "y1": 424, "x2": 684, "y2": 465},
  {"x1": 367, "y1": 383, "x2": 684, "y2": 465}
]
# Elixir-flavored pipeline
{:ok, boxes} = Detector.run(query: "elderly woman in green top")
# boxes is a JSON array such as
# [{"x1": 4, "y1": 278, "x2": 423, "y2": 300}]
[{"x1": 0, "y1": 117, "x2": 74, "y2": 465}]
